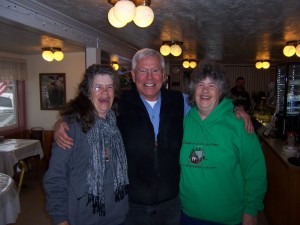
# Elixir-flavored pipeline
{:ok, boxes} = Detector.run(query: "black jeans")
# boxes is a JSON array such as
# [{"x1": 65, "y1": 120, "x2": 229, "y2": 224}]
[{"x1": 124, "y1": 196, "x2": 181, "y2": 225}]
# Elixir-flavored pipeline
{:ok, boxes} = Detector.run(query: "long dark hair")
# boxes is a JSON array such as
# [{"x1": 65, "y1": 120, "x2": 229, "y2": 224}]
[{"x1": 60, "y1": 64, "x2": 119, "y2": 133}]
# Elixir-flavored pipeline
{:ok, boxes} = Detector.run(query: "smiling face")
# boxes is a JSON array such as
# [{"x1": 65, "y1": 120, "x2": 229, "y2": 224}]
[
  {"x1": 90, "y1": 74, "x2": 114, "y2": 118},
  {"x1": 194, "y1": 77, "x2": 221, "y2": 119},
  {"x1": 132, "y1": 55, "x2": 165, "y2": 101}
]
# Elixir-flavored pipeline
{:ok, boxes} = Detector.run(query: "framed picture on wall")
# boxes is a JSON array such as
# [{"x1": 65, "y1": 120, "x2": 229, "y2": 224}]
[{"x1": 39, "y1": 73, "x2": 66, "y2": 110}]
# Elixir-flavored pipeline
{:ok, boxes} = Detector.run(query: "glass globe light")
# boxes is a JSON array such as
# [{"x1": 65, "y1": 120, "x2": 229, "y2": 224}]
[
  {"x1": 112, "y1": 63, "x2": 119, "y2": 71},
  {"x1": 133, "y1": 5, "x2": 154, "y2": 28},
  {"x1": 53, "y1": 51, "x2": 64, "y2": 61},
  {"x1": 255, "y1": 61, "x2": 262, "y2": 69},
  {"x1": 114, "y1": 0, "x2": 136, "y2": 23},
  {"x1": 160, "y1": 44, "x2": 171, "y2": 56},
  {"x1": 170, "y1": 44, "x2": 182, "y2": 57},
  {"x1": 296, "y1": 44, "x2": 300, "y2": 57},
  {"x1": 262, "y1": 61, "x2": 270, "y2": 69},
  {"x1": 189, "y1": 61, "x2": 197, "y2": 69},
  {"x1": 283, "y1": 45, "x2": 296, "y2": 57},
  {"x1": 108, "y1": 7, "x2": 127, "y2": 28},
  {"x1": 42, "y1": 50, "x2": 54, "y2": 62},
  {"x1": 182, "y1": 60, "x2": 190, "y2": 68}
]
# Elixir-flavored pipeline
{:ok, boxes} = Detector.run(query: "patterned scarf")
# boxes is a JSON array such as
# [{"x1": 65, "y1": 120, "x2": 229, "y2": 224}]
[{"x1": 86, "y1": 109, "x2": 129, "y2": 216}]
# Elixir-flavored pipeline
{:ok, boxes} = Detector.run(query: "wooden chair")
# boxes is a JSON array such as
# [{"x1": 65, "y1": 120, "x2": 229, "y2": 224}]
[
  {"x1": 17, "y1": 160, "x2": 26, "y2": 194},
  {"x1": 24, "y1": 127, "x2": 44, "y2": 171},
  {"x1": 29, "y1": 127, "x2": 44, "y2": 149}
]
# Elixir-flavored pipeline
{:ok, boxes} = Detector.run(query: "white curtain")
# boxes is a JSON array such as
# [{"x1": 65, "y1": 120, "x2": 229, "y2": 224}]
[{"x1": 0, "y1": 57, "x2": 27, "y2": 80}]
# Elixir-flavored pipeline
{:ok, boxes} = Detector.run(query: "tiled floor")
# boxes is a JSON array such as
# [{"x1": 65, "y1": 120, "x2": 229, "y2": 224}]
[{"x1": 12, "y1": 157, "x2": 270, "y2": 225}]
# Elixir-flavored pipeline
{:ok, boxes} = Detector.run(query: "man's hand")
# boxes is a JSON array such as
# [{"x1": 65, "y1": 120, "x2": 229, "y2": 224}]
[
  {"x1": 54, "y1": 118, "x2": 73, "y2": 149},
  {"x1": 58, "y1": 221, "x2": 69, "y2": 225},
  {"x1": 234, "y1": 106, "x2": 254, "y2": 134},
  {"x1": 242, "y1": 213, "x2": 257, "y2": 225}
]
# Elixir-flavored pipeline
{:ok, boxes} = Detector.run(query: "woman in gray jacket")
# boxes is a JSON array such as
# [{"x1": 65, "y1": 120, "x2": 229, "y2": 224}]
[{"x1": 43, "y1": 64, "x2": 129, "y2": 225}]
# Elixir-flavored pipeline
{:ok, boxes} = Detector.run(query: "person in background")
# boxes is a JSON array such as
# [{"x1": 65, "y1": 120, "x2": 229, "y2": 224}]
[
  {"x1": 180, "y1": 61, "x2": 267, "y2": 225},
  {"x1": 230, "y1": 76, "x2": 251, "y2": 112},
  {"x1": 53, "y1": 49, "x2": 253, "y2": 225},
  {"x1": 43, "y1": 64, "x2": 129, "y2": 225}
]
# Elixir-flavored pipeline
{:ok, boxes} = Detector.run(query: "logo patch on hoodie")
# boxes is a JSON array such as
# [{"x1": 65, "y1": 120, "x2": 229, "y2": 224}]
[{"x1": 189, "y1": 148, "x2": 205, "y2": 164}]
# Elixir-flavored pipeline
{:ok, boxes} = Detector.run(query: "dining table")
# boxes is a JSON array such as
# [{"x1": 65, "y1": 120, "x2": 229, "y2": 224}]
[
  {"x1": 0, "y1": 138, "x2": 44, "y2": 194},
  {"x1": 0, "y1": 173, "x2": 20, "y2": 225},
  {"x1": 0, "y1": 139, "x2": 44, "y2": 177}
]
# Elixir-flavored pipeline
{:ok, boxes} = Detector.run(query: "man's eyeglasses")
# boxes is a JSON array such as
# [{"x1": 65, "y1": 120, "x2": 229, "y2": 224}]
[
  {"x1": 136, "y1": 68, "x2": 162, "y2": 76},
  {"x1": 92, "y1": 84, "x2": 114, "y2": 92}
]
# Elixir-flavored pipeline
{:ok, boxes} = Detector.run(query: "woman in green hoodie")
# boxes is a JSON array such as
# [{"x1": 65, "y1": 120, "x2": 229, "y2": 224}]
[{"x1": 179, "y1": 61, "x2": 267, "y2": 225}]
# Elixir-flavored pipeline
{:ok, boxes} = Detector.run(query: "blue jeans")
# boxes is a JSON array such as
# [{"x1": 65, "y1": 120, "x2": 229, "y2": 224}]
[
  {"x1": 180, "y1": 212, "x2": 242, "y2": 225},
  {"x1": 124, "y1": 197, "x2": 181, "y2": 225}
]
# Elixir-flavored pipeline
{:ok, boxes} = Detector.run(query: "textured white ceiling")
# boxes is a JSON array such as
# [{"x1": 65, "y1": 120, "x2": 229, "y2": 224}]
[{"x1": 1, "y1": 0, "x2": 300, "y2": 65}]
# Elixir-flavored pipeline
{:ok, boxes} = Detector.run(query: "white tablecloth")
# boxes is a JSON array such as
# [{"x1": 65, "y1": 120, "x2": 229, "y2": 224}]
[
  {"x1": 0, "y1": 173, "x2": 20, "y2": 225},
  {"x1": 0, "y1": 139, "x2": 44, "y2": 177}
]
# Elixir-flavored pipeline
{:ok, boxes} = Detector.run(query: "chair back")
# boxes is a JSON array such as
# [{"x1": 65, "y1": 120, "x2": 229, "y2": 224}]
[{"x1": 30, "y1": 127, "x2": 44, "y2": 149}]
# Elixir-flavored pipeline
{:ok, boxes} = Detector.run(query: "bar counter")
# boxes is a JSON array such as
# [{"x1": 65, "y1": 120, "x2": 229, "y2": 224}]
[{"x1": 261, "y1": 136, "x2": 300, "y2": 225}]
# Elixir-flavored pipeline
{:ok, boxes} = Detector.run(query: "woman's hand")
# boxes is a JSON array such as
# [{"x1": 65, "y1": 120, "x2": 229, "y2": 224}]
[
  {"x1": 54, "y1": 118, "x2": 73, "y2": 149},
  {"x1": 234, "y1": 106, "x2": 254, "y2": 133}
]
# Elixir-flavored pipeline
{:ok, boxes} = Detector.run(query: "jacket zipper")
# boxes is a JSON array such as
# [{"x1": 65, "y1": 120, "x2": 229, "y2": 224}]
[{"x1": 154, "y1": 140, "x2": 160, "y2": 176}]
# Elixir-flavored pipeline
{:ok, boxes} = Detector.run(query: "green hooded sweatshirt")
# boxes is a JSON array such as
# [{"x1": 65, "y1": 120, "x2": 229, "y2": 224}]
[{"x1": 179, "y1": 98, "x2": 267, "y2": 224}]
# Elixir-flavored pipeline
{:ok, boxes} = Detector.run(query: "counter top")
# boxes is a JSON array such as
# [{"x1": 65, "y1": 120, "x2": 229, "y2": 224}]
[
  {"x1": 261, "y1": 135, "x2": 300, "y2": 225},
  {"x1": 261, "y1": 136, "x2": 300, "y2": 169}
]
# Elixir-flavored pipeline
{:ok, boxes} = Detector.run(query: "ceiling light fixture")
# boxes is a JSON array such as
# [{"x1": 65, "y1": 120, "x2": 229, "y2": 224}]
[
  {"x1": 159, "y1": 41, "x2": 183, "y2": 57},
  {"x1": 283, "y1": 40, "x2": 300, "y2": 57},
  {"x1": 42, "y1": 47, "x2": 64, "y2": 62},
  {"x1": 182, "y1": 60, "x2": 190, "y2": 68},
  {"x1": 189, "y1": 60, "x2": 197, "y2": 69},
  {"x1": 112, "y1": 61, "x2": 119, "y2": 70},
  {"x1": 134, "y1": 1, "x2": 154, "y2": 28},
  {"x1": 255, "y1": 60, "x2": 270, "y2": 69},
  {"x1": 108, "y1": 0, "x2": 154, "y2": 28},
  {"x1": 160, "y1": 44, "x2": 171, "y2": 56},
  {"x1": 182, "y1": 59, "x2": 197, "y2": 69}
]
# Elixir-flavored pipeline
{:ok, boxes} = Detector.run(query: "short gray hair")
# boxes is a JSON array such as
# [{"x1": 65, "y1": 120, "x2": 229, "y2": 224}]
[
  {"x1": 132, "y1": 48, "x2": 165, "y2": 71},
  {"x1": 188, "y1": 60, "x2": 229, "y2": 106}
]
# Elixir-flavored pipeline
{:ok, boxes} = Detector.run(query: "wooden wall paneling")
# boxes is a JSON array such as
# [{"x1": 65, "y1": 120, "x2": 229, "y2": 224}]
[
  {"x1": 262, "y1": 141, "x2": 289, "y2": 225},
  {"x1": 261, "y1": 139, "x2": 300, "y2": 225}
]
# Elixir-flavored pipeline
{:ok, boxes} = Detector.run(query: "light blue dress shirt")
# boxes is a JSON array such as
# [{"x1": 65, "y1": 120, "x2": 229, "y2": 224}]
[{"x1": 140, "y1": 93, "x2": 190, "y2": 140}]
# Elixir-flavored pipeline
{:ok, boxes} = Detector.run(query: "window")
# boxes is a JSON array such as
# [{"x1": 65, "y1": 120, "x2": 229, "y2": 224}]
[
  {"x1": 0, "y1": 80, "x2": 17, "y2": 128},
  {"x1": 0, "y1": 80, "x2": 26, "y2": 135},
  {"x1": 0, "y1": 58, "x2": 27, "y2": 136}
]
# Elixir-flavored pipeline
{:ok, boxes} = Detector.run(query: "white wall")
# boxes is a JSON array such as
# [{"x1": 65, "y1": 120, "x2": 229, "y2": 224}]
[{"x1": 25, "y1": 52, "x2": 85, "y2": 130}]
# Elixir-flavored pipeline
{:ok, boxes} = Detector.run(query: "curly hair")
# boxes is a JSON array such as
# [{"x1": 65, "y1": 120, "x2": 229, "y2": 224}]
[
  {"x1": 187, "y1": 60, "x2": 230, "y2": 107},
  {"x1": 60, "y1": 64, "x2": 120, "y2": 133}
]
